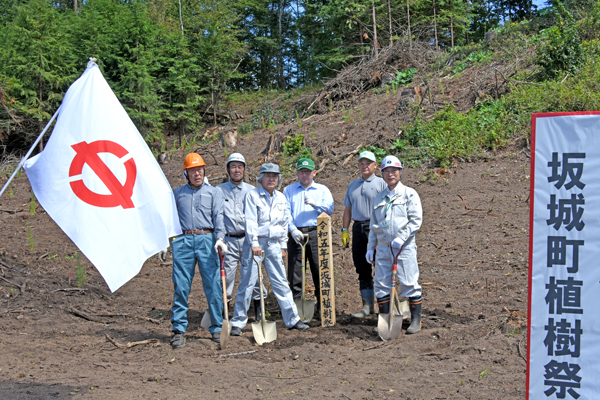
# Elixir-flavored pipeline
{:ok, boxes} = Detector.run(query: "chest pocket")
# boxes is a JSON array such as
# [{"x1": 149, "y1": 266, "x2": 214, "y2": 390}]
[
  {"x1": 370, "y1": 202, "x2": 387, "y2": 235},
  {"x1": 223, "y1": 198, "x2": 234, "y2": 215},
  {"x1": 195, "y1": 193, "x2": 212, "y2": 212},
  {"x1": 390, "y1": 196, "x2": 408, "y2": 219}
]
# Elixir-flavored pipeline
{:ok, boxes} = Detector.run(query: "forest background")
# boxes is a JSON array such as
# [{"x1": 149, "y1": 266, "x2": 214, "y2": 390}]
[{"x1": 1, "y1": 0, "x2": 600, "y2": 166}]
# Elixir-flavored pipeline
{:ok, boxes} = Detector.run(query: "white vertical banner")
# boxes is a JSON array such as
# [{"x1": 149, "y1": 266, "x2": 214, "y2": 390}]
[
  {"x1": 528, "y1": 112, "x2": 600, "y2": 399},
  {"x1": 23, "y1": 61, "x2": 182, "y2": 292}
]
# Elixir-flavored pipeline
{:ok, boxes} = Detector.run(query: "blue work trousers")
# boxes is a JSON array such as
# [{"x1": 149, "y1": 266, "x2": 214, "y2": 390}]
[{"x1": 171, "y1": 233, "x2": 223, "y2": 334}]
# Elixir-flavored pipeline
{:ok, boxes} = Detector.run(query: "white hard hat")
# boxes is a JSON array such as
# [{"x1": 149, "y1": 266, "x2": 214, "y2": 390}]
[
  {"x1": 226, "y1": 153, "x2": 246, "y2": 168},
  {"x1": 380, "y1": 155, "x2": 403, "y2": 171}
]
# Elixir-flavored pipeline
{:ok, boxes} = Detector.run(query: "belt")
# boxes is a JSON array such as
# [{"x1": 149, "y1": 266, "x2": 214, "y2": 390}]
[
  {"x1": 297, "y1": 226, "x2": 317, "y2": 233},
  {"x1": 184, "y1": 229, "x2": 213, "y2": 235},
  {"x1": 354, "y1": 220, "x2": 370, "y2": 224},
  {"x1": 226, "y1": 232, "x2": 245, "y2": 238}
]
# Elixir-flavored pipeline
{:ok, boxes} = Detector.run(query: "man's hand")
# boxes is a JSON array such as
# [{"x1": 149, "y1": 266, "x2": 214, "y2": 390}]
[
  {"x1": 366, "y1": 250, "x2": 374, "y2": 264},
  {"x1": 291, "y1": 229, "x2": 305, "y2": 244},
  {"x1": 252, "y1": 246, "x2": 263, "y2": 256},
  {"x1": 391, "y1": 237, "x2": 404, "y2": 250},
  {"x1": 342, "y1": 229, "x2": 350, "y2": 247},
  {"x1": 304, "y1": 194, "x2": 316, "y2": 208},
  {"x1": 282, "y1": 249, "x2": 287, "y2": 258},
  {"x1": 215, "y1": 239, "x2": 228, "y2": 255},
  {"x1": 157, "y1": 248, "x2": 168, "y2": 263}
]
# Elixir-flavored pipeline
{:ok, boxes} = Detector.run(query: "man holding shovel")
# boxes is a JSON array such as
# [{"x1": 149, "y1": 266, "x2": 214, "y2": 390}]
[
  {"x1": 341, "y1": 150, "x2": 387, "y2": 318},
  {"x1": 216, "y1": 153, "x2": 264, "y2": 319},
  {"x1": 284, "y1": 158, "x2": 334, "y2": 319},
  {"x1": 170, "y1": 153, "x2": 228, "y2": 349},
  {"x1": 366, "y1": 155, "x2": 423, "y2": 334},
  {"x1": 230, "y1": 163, "x2": 308, "y2": 336}
]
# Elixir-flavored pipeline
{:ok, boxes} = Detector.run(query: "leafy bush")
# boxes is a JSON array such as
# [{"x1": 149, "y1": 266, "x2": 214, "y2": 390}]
[
  {"x1": 536, "y1": 1, "x2": 582, "y2": 79},
  {"x1": 282, "y1": 134, "x2": 312, "y2": 172}
]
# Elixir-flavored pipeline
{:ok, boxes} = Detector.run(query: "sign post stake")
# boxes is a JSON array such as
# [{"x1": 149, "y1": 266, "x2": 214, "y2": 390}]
[{"x1": 317, "y1": 212, "x2": 335, "y2": 327}]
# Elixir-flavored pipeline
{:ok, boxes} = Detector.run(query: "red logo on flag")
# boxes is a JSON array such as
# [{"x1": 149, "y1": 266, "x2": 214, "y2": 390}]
[{"x1": 69, "y1": 140, "x2": 137, "y2": 209}]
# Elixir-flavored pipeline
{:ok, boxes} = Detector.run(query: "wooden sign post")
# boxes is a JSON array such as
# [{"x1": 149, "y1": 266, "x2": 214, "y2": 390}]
[{"x1": 317, "y1": 212, "x2": 335, "y2": 327}]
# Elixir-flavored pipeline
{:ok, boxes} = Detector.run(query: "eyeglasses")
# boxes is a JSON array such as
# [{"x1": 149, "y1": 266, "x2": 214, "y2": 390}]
[{"x1": 382, "y1": 169, "x2": 400, "y2": 175}]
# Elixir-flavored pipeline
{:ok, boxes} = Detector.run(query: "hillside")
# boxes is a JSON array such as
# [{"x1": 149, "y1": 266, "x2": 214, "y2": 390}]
[{"x1": 0, "y1": 39, "x2": 534, "y2": 398}]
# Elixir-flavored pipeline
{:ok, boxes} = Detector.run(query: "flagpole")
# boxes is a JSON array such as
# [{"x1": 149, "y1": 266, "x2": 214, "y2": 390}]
[{"x1": 0, "y1": 105, "x2": 62, "y2": 198}]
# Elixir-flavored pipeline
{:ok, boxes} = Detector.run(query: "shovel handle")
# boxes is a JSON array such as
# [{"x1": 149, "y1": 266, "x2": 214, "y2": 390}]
[
  {"x1": 391, "y1": 245, "x2": 403, "y2": 286},
  {"x1": 218, "y1": 248, "x2": 225, "y2": 274}
]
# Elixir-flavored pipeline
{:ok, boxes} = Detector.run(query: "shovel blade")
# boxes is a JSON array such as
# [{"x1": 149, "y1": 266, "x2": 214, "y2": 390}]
[
  {"x1": 220, "y1": 321, "x2": 231, "y2": 349},
  {"x1": 251, "y1": 320, "x2": 277, "y2": 345},
  {"x1": 377, "y1": 313, "x2": 403, "y2": 341},
  {"x1": 394, "y1": 300, "x2": 411, "y2": 320},
  {"x1": 200, "y1": 310, "x2": 211, "y2": 331},
  {"x1": 294, "y1": 298, "x2": 316, "y2": 323}
]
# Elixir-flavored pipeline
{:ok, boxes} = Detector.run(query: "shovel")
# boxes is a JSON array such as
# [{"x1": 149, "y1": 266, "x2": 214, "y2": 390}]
[
  {"x1": 378, "y1": 246, "x2": 404, "y2": 341},
  {"x1": 294, "y1": 234, "x2": 315, "y2": 322},
  {"x1": 218, "y1": 248, "x2": 231, "y2": 349},
  {"x1": 393, "y1": 287, "x2": 411, "y2": 320},
  {"x1": 251, "y1": 255, "x2": 277, "y2": 345},
  {"x1": 199, "y1": 249, "x2": 230, "y2": 335}
]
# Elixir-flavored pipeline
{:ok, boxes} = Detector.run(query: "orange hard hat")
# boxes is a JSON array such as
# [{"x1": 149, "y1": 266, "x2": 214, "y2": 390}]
[{"x1": 183, "y1": 153, "x2": 206, "y2": 171}]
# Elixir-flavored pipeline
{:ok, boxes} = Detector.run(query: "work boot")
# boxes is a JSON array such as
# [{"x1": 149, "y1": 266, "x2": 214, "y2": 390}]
[
  {"x1": 231, "y1": 326, "x2": 242, "y2": 336},
  {"x1": 170, "y1": 331, "x2": 185, "y2": 349},
  {"x1": 289, "y1": 320, "x2": 309, "y2": 331},
  {"x1": 211, "y1": 331, "x2": 221, "y2": 343},
  {"x1": 352, "y1": 288, "x2": 375, "y2": 318},
  {"x1": 377, "y1": 295, "x2": 391, "y2": 315},
  {"x1": 406, "y1": 296, "x2": 422, "y2": 334},
  {"x1": 253, "y1": 299, "x2": 262, "y2": 321}
]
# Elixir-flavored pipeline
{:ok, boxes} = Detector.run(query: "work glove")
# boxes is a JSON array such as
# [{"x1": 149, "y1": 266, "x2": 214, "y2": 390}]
[
  {"x1": 215, "y1": 239, "x2": 228, "y2": 256},
  {"x1": 157, "y1": 248, "x2": 168, "y2": 263},
  {"x1": 391, "y1": 237, "x2": 405, "y2": 250},
  {"x1": 366, "y1": 250, "x2": 374, "y2": 264},
  {"x1": 341, "y1": 229, "x2": 350, "y2": 248},
  {"x1": 291, "y1": 229, "x2": 305, "y2": 244},
  {"x1": 304, "y1": 194, "x2": 316, "y2": 208}
]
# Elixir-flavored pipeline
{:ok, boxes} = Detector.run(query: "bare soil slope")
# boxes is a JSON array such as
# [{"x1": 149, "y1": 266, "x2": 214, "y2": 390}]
[{"x1": 0, "y1": 86, "x2": 531, "y2": 399}]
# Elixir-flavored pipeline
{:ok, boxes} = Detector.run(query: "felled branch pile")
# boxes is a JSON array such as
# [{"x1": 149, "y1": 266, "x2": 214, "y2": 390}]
[{"x1": 306, "y1": 41, "x2": 438, "y2": 114}]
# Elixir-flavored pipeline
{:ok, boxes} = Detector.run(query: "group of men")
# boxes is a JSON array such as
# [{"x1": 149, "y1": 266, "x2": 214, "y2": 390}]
[{"x1": 166, "y1": 148, "x2": 423, "y2": 349}]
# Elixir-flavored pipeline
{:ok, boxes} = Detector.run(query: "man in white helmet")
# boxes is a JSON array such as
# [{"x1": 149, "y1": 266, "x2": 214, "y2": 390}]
[
  {"x1": 366, "y1": 155, "x2": 423, "y2": 334},
  {"x1": 216, "y1": 153, "x2": 264, "y2": 319},
  {"x1": 230, "y1": 163, "x2": 308, "y2": 335}
]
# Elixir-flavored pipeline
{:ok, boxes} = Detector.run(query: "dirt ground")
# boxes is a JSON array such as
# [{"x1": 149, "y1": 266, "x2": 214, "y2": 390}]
[{"x1": 0, "y1": 89, "x2": 531, "y2": 399}]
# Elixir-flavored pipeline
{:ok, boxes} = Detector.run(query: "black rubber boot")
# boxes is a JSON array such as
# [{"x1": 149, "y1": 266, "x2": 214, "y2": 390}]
[
  {"x1": 253, "y1": 299, "x2": 262, "y2": 321},
  {"x1": 407, "y1": 296, "x2": 422, "y2": 334},
  {"x1": 377, "y1": 295, "x2": 390, "y2": 314}
]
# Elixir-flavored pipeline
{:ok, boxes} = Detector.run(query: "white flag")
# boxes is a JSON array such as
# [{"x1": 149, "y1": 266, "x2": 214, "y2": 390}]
[{"x1": 24, "y1": 61, "x2": 182, "y2": 292}]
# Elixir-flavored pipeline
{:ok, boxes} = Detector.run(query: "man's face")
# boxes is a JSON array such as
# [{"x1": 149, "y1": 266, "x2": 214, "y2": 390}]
[
  {"x1": 228, "y1": 161, "x2": 245, "y2": 183},
  {"x1": 187, "y1": 166, "x2": 205, "y2": 188},
  {"x1": 382, "y1": 167, "x2": 401, "y2": 188},
  {"x1": 297, "y1": 168, "x2": 316, "y2": 187},
  {"x1": 261, "y1": 172, "x2": 279, "y2": 193},
  {"x1": 358, "y1": 158, "x2": 376, "y2": 179}
]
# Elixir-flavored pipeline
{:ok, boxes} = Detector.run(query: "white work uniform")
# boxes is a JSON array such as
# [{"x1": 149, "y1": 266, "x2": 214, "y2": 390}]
[
  {"x1": 231, "y1": 186, "x2": 301, "y2": 329},
  {"x1": 367, "y1": 182, "x2": 423, "y2": 299}
]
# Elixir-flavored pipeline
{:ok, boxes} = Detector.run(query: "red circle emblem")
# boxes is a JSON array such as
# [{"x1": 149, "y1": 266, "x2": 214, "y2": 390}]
[{"x1": 68, "y1": 140, "x2": 137, "y2": 209}]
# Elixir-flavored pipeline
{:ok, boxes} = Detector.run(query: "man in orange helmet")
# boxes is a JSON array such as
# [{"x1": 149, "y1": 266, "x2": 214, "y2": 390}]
[{"x1": 170, "y1": 153, "x2": 228, "y2": 349}]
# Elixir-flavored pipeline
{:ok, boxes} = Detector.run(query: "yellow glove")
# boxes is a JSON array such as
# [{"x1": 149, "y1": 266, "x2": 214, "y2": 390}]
[{"x1": 342, "y1": 229, "x2": 350, "y2": 248}]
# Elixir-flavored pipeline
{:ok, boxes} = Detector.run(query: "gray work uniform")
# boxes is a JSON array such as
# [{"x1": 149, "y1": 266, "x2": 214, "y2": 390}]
[
  {"x1": 343, "y1": 174, "x2": 387, "y2": 285},
  {"x1": 231, "y1": 186, "x2": 301, "y2": 329},
  {"x1": 343, "y1": 174, "x2": 387, "y2": 221},
  {"x1": 216, "y1": 181, "x2": 263, "y2": 302},
  {"x1": 367, "y1": 183, "x2": 423, "y2": 299}
]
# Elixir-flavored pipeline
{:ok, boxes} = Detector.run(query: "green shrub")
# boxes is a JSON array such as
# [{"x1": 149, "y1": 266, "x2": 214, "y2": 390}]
[{"x1": 536, "y1": 1, "x2": 582, "y2": 79}]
